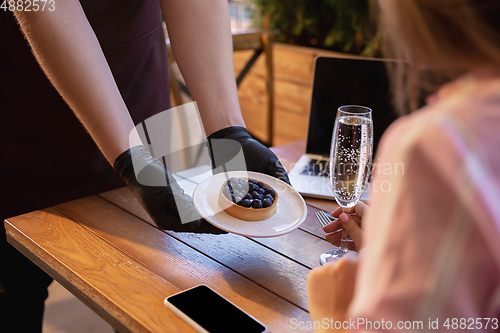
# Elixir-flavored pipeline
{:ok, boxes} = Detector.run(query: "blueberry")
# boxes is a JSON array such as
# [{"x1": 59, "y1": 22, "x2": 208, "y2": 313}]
[
  {"x1": 262, "y1": 198, "x2": 272, "y2": 208},
  {"x1": 231, "y1": 194, "x2": 236, "y2": 203},
  {"x1": 248, "y1": 183, "x2": 256, "y2": 192},
  {"x1": 263, "y1": 185, "x2": 269, "y2": 191},
  {"x1": 251, "y1": 191, "x2": 262, "y2": 200},
  {"x1": 235, "y1": 196, "x2": 242, "y2": 204},
  {"x1": 244, "y1": 193, "x2": 252, "y2": 200},
  {"x1": 248, "y1": 179, "x2": 256, "y2": 184},
  {"x1": 257, "y1": 181, "x2": 264, "y2": 188},
  {"x1": 241, "y1": 199, "x2": 252, "y2": 207},
  {"x1": 265, "y1": 194, "x2": 273, "y2": 202},
  {"x1": 258, "y1": 188, "x2": 265, "y2": 195},
  {"x1": 222, "y1": 187, "x2": 232, "y2": 199},
  {"x1": 252, "y1": 199, "x2": 262, "y2": 208},
  {"x1": 265, "y1": 188, "x2": 275, "y2": 198}
]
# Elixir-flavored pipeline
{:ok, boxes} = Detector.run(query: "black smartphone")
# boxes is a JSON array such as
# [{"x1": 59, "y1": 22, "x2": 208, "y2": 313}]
[{"x1": 164, "y1": 285, "x2": 267, "y2": 333}]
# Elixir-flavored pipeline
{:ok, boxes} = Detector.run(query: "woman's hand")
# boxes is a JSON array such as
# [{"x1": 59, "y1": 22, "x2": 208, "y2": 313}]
[
  {"x1": 307, "y1": 255, "x2": 359, "y2": 332},
  {"x1": 322, "y1": 201, "x2": 369, "y2": 251}
]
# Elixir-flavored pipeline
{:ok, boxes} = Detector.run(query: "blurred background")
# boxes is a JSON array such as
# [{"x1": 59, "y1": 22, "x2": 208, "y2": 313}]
[{"x1": 230, "y1": 0, "x2": 379, "y2": 146}]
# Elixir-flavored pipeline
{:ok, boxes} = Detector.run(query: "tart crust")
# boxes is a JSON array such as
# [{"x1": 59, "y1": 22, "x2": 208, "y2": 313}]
[{"x1": 219, "y1": 178, "x2": 278, "y2": 221}]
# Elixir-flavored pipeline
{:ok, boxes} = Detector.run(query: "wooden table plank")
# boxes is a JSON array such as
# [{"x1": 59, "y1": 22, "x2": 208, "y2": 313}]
[
  {"x1": 100, "y1": 188, "x2": 333, "y2": 292},
  {"x1": 250, "y1": 230, "x2": 332, "y2": 269},
  {"x1": 53, "y1": 196, "x2": 311, "y2": 332},
  {"x1": 298, "y1": 205, "x2": 334, "y2": 238},
  {"x1": 75, "y1": 194, "x2": 312, "y2": 311},
  {"x1": 100, "y1": 182, "x2": 337, "y2": 266},
  {"x1": 4, "y1": 209, "x2": 193, "y2": 333}
]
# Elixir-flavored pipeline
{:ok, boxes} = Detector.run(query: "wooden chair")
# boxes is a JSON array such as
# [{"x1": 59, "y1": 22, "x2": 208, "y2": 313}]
[{"x1": 166, "y1": 29, "x2": 275, "y2": 153}]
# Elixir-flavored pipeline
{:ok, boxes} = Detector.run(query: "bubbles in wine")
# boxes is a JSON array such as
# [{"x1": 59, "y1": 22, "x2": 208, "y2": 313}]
[{"x1": 330, "y1": 116, "x2": 373, "y2": 207}]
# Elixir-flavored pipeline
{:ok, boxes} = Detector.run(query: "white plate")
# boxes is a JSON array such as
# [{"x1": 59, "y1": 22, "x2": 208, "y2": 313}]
[{"x1": 193, "y1": 171, "x2": 307, "y2": 238}]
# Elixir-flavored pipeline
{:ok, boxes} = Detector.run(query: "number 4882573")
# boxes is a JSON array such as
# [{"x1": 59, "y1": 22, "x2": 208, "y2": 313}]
[
  {"x1": 1, "y1": 0, "x2": 56, "y2": 11},
  {"x1": 443, "y1": 318, "x2": 498, "y2": 330}
]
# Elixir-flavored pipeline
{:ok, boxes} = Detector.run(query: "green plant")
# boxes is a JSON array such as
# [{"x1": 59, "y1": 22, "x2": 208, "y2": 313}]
[{"x1": 251, "y1": 0, "x2": 380, "y2": 57}]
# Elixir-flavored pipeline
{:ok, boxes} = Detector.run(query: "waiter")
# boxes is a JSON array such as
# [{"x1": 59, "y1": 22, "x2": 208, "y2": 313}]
[{"x1": 0, "y1": 1, "x2": 289, "y2": 331}]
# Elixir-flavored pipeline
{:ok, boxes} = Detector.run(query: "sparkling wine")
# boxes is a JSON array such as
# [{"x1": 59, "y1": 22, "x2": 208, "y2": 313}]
[{"x1": 330, "y1": 116, "x2": 373, "y2": 207}]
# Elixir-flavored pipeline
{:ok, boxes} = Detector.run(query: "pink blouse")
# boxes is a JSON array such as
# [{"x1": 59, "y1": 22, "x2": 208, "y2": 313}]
[{"x1": 348, "y1": 67, "x2": 500, "y2": 332}]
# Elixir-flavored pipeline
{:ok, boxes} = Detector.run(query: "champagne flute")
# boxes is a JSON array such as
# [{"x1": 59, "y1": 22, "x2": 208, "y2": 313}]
[{"x1": 319, "y1": 105, "x2": 373, "y2": 265}]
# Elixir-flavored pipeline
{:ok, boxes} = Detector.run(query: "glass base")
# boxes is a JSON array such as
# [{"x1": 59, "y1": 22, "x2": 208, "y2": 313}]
[{"x1": 319, "y1": 248, "x2": 356, "y2": 265}]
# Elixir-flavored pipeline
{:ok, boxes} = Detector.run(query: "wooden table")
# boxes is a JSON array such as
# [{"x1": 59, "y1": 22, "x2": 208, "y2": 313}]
[{"x1": 4, "y1": 140, "x2": 340, "y2": 333}]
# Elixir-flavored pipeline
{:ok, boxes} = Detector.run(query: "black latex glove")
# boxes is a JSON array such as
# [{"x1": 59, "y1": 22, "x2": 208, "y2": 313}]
[
  {"x1": 114, "y1": 145, "x2": 226, "y2": 234},
  {"x1": 207, "y1": 126, "x2": 291, "y2": 185}
]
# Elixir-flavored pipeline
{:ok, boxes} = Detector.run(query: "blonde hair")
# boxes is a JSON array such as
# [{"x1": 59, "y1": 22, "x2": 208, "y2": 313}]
[{"x1": 377, "y1": 0, "x2": 500, "y2": 114}]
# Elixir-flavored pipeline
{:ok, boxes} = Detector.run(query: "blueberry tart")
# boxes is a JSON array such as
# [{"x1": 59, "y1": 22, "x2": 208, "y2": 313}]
[{"x1": 218, "y1": 177, "x2": 277, "y2": 221}]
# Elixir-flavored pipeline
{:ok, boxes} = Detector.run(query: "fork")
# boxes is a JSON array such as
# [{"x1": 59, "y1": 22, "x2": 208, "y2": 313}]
[
  {"x1": 316, "y1": 210, "x2": 353, "y2": 242},
  {"x1": 315, "y1": 210, "x2": 333, "y2": 227}
]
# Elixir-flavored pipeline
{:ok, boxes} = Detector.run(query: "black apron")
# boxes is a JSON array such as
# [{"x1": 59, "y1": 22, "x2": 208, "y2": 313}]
[{"x1": 0, "y1": 0, "x2": 171, "y2": 225}]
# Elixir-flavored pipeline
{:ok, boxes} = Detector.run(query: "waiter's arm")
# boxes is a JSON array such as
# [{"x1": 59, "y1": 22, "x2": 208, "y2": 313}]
[
  {"x1": 14, "y1": 3, "x2": 142, "y2": 164},
  {"x1": 160, "y1": 0, "x2": 245, "y2": 135}
]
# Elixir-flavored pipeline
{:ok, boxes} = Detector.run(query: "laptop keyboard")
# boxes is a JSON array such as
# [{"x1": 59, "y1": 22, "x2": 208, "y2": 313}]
[{"x1": 300, "y1": 159, "x2": 330, "y2": 177}]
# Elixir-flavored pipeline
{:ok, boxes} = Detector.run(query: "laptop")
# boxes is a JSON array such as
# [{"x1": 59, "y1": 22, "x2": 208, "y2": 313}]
[{"x1": 288, "y1": 55, "x2": 400, "y2": 200}]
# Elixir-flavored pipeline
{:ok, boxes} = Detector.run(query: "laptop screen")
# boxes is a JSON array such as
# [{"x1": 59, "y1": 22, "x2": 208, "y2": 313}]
[{"x1": 306, "y1": 56, "x2": 399, "y2": 157}]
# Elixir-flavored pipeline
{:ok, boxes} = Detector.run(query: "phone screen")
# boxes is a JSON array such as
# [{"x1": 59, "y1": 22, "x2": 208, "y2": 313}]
[{"x1": 165, "y1": 285, "x2": 266, "y2": 333}]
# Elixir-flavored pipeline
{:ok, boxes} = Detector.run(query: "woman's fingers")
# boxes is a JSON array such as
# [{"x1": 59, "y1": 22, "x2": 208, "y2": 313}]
[
  {"x1": 323, "y1": 214, "x2": 362, "y2": 251},
  {"x1": 331, "y1": 206, "x2": 344, "y2": 218},
  {"x1": 338, "y1": 213, "x2": 363, "y2": 250},
  {"x1": 322, "y1": 215, "x2": 361, "y2": 234},
  {"x1": 331, "y1": 201, "x2": 369, "y2": 219},
  {"x1": 352, "y1": 201, "x2": 369, "y2": 218},
  {"x1": 323, "y1": 203, "x2": 367, "y2": 251},
  {"x1": 322, "y1": 218, "x2": 342, "y2": 233},
  {"x1": 324, "y1": 230, "x2": 358, "y2": 251}
]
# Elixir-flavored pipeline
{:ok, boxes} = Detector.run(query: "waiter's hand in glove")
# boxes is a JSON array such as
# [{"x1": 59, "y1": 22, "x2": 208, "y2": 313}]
[
  {"x1": 114, "y1": 145, "x2": 226, "y2": 234},
  {"x1": 207, "y1": 126, "x2": 291, "y2": 185}
]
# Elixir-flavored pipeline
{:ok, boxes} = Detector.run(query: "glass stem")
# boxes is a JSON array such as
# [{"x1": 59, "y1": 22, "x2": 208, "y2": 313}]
[{"x1": 338, "y1": 227, "x2": 349, "y2": 253}]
